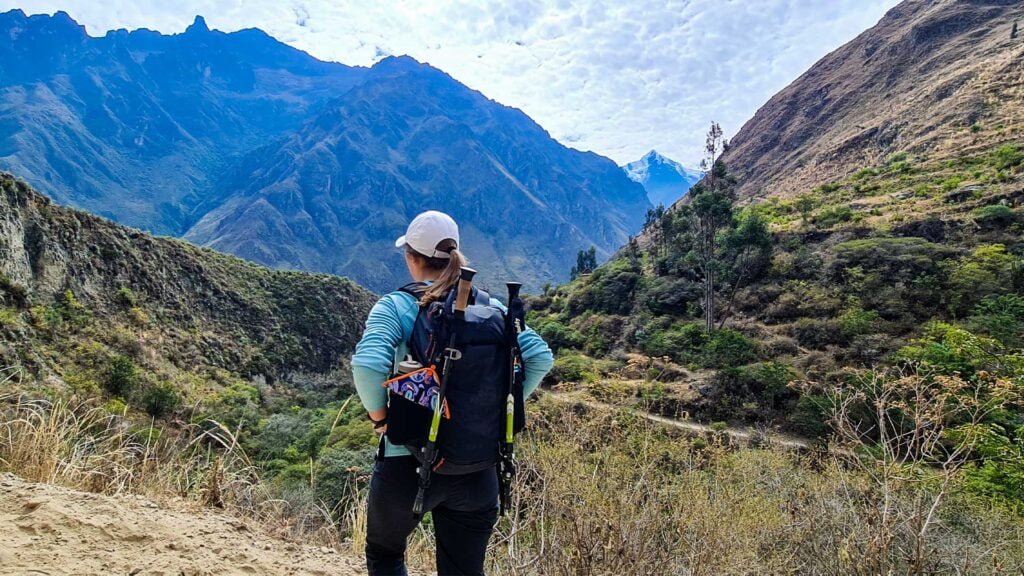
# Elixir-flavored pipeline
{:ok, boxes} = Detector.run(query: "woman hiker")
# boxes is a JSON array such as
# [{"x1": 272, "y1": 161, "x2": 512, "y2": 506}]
[{"x1": 351, "y1": 210, "x2": 554, "y2": 576}]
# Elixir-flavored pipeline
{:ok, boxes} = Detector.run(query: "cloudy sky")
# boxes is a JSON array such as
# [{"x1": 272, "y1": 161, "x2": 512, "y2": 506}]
[{"x1": 5, "y1": 0, "x2": 900, "y2": 166}]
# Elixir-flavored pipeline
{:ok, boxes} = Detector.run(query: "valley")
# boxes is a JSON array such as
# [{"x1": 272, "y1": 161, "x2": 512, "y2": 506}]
[
  {"x1": 0, "y1": 0, "x2": 1022, "y2": 574},
  {"x1": 0, "y1": 10, "x2": 649, "y2": 292}
]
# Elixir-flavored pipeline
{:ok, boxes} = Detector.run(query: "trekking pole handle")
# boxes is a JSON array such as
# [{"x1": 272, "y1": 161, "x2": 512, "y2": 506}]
[
  {"x1": 455, "y1": 267, "x2": 476, "y2": 313},
  {"x1": 506, "y1": 282, "x2": 522, "y2": 302}
]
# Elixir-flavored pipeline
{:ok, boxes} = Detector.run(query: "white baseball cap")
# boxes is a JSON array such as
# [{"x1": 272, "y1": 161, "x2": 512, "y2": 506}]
[{"x1": 394, "y1": 210, "x2": 460, "y2": 259}]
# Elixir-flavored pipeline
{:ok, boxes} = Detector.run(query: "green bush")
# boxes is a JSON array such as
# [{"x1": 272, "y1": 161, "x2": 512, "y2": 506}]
[
  {"x1": 700, "y1": 330, "x2": 757, "y2": 369},
  {"x1": 116, "y1": 287, "x2": 138, "y2": 307},
  {"x1": 57, "y1": 289, "x2": 90, "y2": 327},
  {"x1": 141, "y1": 381, "x2": 182, "y2": 418},
  {"x1": 789, "y1": 394, "x2": 830, "y2": 437},
  {"x1": 200, "y1": 382, "x2": 262, "y2": 435},
  {"x1": 550, "y1": 353, "x2": 601, "y2": 384},
  {"x1": 969, "y1": 294, "x2": 1024, "y2": 348},
  {"x1": 314, "y1": 446, "x2": 376, "y2": 516},
  {"x1": 533, "y1": 316, "x2": 584, "y2": 351},
  {"x1": 941, "y1": 175, "x2": 964, "y2": 192},
  {"x1": 812, "y1": 205, "x2": 853, "y2": 227},
  {"x1": 708, "y1": 361, "x2": 797, "y2": 419},
  {"x1": 992, "y1": 144, "x2": 1023, "y2": 170},
  {"x1": 566, "y1": 259, "x2": 641, "y2": 316},
  {"x1": 765, "y1": 281, "x2": 841, "y2": 320},
  {"x1": 641, "y1": 276, "x2": 701, "y2": 316},
  {"x1": 838, "y1": 307, "x2": 881, "y2": 338},
  {"x1": 832, "y1": 237, "x2": 955, "y2": 282},
  {"x1": 788, "y1": 318, "x2": 845, "y2": 349},
  {"x1": 577, "y1": 314, "x2": 624, "y2": 356},
  {"x1": 638, "y1": 322, "x2": 706, "y2": 363},
  {"x1": 104, "y1": 355, "x2": 138, "y2": 398},
  {"x1": 973, "y1": 204, "x2": 1017, "y2": 227},
  {"x1": 944, "y1": 244, "x2": 1019, "y2": 315}
]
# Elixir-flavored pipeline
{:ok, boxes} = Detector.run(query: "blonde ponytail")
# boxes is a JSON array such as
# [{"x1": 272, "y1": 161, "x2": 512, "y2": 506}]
[{"x1": 406, "y1": 242, "x2": 469, "y2": 307}]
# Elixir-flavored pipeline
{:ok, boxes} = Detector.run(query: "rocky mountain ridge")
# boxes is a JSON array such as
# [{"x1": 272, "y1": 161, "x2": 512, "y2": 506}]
[
  {"x1": 0, "y1": 10, "x2": 649, "y2": 292},
  {"x1": 722, "y1": 0, "x2": 1024, "y2": 200}
]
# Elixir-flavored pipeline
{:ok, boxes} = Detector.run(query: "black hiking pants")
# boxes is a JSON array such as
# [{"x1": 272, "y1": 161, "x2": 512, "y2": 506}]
[{"x1": 365, "y1": 455, "x2": 499, "y2": 576}]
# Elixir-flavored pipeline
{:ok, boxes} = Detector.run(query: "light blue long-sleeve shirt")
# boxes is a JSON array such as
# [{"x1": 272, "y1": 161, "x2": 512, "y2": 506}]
[{"x1": 351, "y1": 288, "x2": 554, "y2": 457}]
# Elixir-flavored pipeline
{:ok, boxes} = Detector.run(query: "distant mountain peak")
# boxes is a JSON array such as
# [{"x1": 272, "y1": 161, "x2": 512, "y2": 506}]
[
  {"x1": 622, "y1": 150, "x2": 702, "y2": 207},
  {"x1": 185, "y1": 15, "x2": 209, "y2": 35}
]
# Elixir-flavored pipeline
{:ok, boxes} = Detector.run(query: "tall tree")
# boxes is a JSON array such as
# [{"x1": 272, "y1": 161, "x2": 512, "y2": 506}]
[
  {"x1": 570, "y1": 246, "x2": 598, "y2": 280},
  {"x1": 699, "y1": 121, "x2": 724, "y2": 189},
  {"x1": 686, "y1": 179, "x2": 734, "y2": 332},
  {"x1": 670, "y1": 122, "x2": 773, "y2": 332},
  {"x1": 688, "y1": 121, "x2": 732, "y2": 332}
]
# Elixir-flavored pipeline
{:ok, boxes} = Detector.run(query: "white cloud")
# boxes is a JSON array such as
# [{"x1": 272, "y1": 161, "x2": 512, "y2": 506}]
[{"x1": 3, "y1": 0, "x2": 900, "y2": 166}]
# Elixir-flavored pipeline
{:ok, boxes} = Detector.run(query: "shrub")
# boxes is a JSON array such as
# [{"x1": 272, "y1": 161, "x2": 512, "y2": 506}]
[
  {"x1": 0, "y1": 307, "x2": 20, "y2": 328},
  {"x1": 831, "y1": 237, "x2": 955, "y2": 281},
  {"x1": 550, "y1": 353, "x2": 601, "y2": 384},
  {"x1": 57, "y1": 290, "x2": 90, "y2": 327},
  {"x1": 577, "y1": 314, "x2": 624, "y2": 356},
  {"x1": 700, "y1": 329, "x2": 757, "y2": 369},
  {"x1": 566, "y1": 259, "x2": 641, "y2": 316},
  {"x1": 638, "y1": 321, "x2": 706, "y2": 364},
  {"x1": 813, "y1": 205, "x2": 853, "y2": 227},
  {"x1": 838, "y1": 307, "x2": 881, "y2": 338},
  {"x1": 116, "y1": 287, "x2": 138, "y2": 307},
  {"x1": 641, "y1": 276, "x2": 702, "y2": 316},
  {"x1": 992, "y1": 144, "x2": 1023, "y2": 170},
  {"x1": 314, "y1": 446, "x2": 375, "y2": 516},
  {"x1": 707, "y1": 361, "x2": 798, "y2": 419},
  {"x1": 894, "y1": 323, "x2": 1022, "y2": 380},
  {"x1": 200, "y1": 382, "x2": 262, "y2": 435},
  {"x1": 764, "y1": 281, "x2": 841, "y2": 320},
  {"x1": 141, "y1": 381, "x2": 182, "y2": 418},
  {"x1": 789, "y1": 394, "x2": 829, "y2": 437},
  {"x1": 104, "y1": 355, "x2": 138, "y2": 398},
  {"x1": 969, "y1": 294, "x2": 1024, "y2": 347},
  {"x1": 973, "y1": 204, "x2": 1017, "y2": 227},
  {"x1": 944, "y1": 244, "x2": 1018, "y2": 314},
  {"x1": 941, "y1": 175, "x2": 964, "y2": 192},
  {"x1": 788, "y1": 318, "x2": 845, "y2": 349},
  {"x1": 128, "y1": 307, "x2": 151, "y2": 326},
  {"x1": 532, "y1": 316, "x2": 584, "y2": 351}
]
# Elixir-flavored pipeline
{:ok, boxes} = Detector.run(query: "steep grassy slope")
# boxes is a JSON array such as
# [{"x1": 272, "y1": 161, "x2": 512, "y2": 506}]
[
  {"x1": 534, "y1": 132, "x2": 1023, "y2": 432},
  {"x1": 533, "y1": 0, "x2": 1024, "y2": 442},
  {"x1": 723, "y1": 0, "x2": 1024, "y2": 201},
  {"x1": 0, "y1": 172, "x2": 373, "y2": 392}
]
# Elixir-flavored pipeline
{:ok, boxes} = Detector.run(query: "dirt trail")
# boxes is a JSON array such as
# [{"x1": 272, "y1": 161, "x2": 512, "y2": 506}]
[
  {"x1": 544, "y1": 389, "x2": 813, "y2": 451},
  {"x1": 0, "y1": 473, "x2": 371, "y2": 576}
]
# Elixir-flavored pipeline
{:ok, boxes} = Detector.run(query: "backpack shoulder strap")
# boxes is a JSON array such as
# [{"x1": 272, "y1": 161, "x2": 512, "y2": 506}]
[{"x1": 398, "y1": 281, "x2": 429, "y2": 298}]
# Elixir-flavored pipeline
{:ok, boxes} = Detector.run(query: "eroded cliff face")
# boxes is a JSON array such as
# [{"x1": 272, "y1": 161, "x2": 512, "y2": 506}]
[{"x1": 0, "y1": 172, "x2": 374, "y2": 382}]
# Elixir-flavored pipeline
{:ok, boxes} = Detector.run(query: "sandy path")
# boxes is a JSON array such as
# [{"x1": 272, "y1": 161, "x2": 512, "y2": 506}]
[
  {"x1": 544, "y1": 389, "x2": 813, "y2": 450},
  {"x1": 0, "y1": 473, "x2": 370, "y2": 576}
]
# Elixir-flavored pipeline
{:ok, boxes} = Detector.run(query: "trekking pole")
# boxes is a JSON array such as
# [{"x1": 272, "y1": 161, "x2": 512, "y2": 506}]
[
  {"x1": 412, "y1": 267, "x2": 476, "y2": 517},
  {"x1": 499, "y1": 281, "x2": 523, "y2": 515}
]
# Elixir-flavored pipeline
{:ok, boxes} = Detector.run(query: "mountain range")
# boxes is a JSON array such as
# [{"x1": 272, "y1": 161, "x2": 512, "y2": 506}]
[
  {"x1": 622, "y1": 150, "x2": 702, "y2": 207},
  {"x1": 0, "y1": 10, "x2": 650, "y2": 292},
  {"x1": 722, "y1": 0, "x2": 1024, "y2": 200}
]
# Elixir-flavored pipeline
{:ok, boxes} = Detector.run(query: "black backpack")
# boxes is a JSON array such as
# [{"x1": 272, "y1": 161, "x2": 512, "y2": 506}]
[{"x1": 383, "y1": 281, "x2": 525, "y2": 475}]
